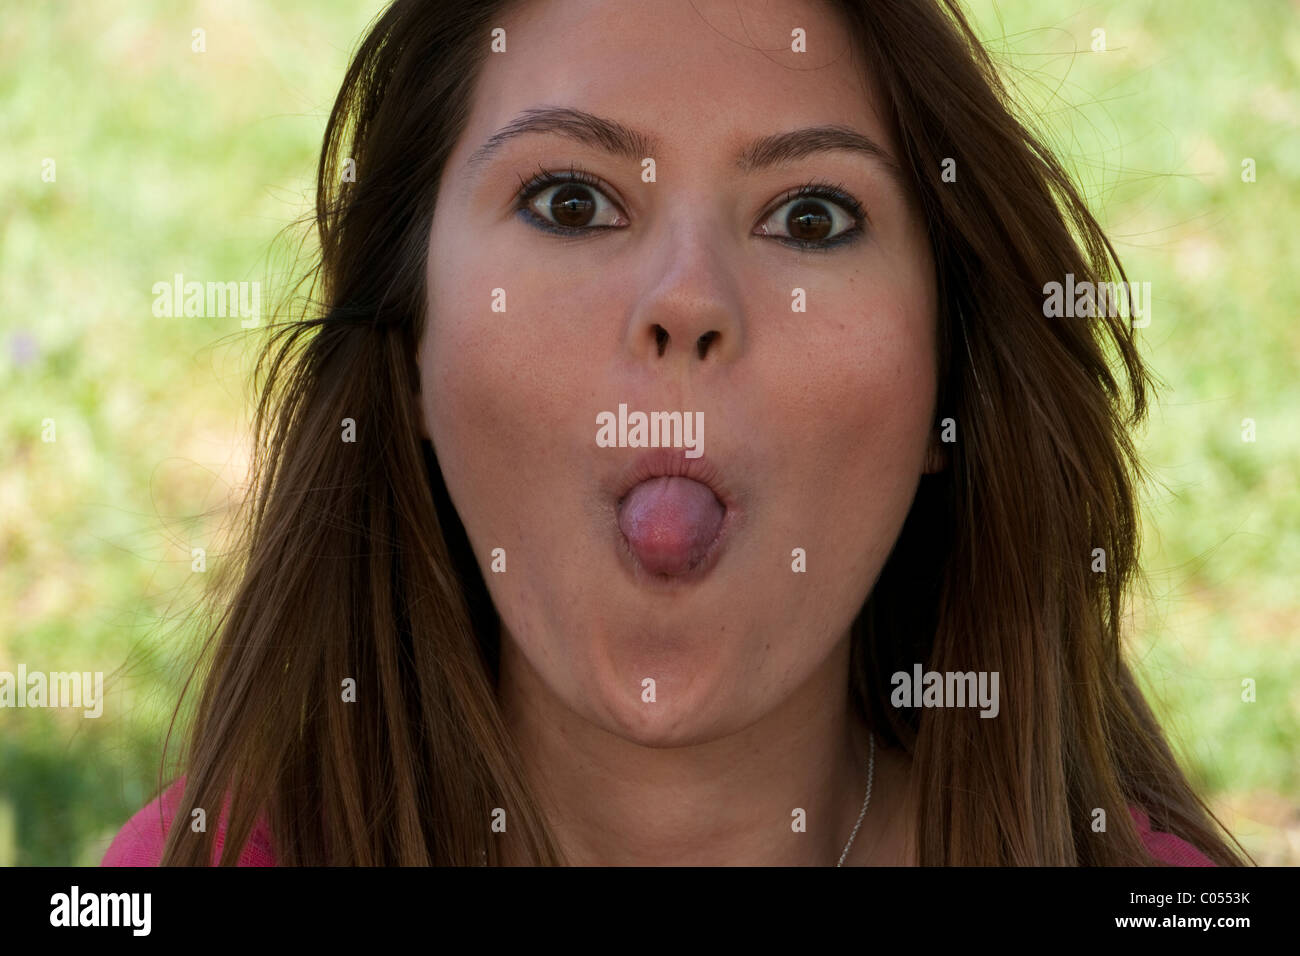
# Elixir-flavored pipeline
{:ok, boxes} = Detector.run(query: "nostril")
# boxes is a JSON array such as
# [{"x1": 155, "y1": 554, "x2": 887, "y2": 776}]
[
  {"x1": 697, "y1": 330, "x2": 719, "y2": 359},
  {"x1": 654, "y1": 324, "x2": 669, "y2": 356}
]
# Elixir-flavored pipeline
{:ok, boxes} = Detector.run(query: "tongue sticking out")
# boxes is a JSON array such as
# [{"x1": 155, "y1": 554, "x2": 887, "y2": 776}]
[{"x1": 617, "y1": 476, "x2": 725, "y2": 576}]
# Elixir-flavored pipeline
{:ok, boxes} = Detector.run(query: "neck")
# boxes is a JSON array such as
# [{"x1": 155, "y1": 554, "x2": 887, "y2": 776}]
[{"x1": 498, "y1": 627, "x2": 908, "y2": 865}]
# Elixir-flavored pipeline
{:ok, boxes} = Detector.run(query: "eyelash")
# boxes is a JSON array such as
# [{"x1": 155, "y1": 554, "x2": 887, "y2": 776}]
[{"x1": 512, "y1": 161, "x2": 867, "y2": 252}]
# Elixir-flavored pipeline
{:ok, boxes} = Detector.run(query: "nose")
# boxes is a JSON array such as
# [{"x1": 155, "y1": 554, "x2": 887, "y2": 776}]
[{"x1": 623, "y1": 228, "x2": 744, "y2": 367}]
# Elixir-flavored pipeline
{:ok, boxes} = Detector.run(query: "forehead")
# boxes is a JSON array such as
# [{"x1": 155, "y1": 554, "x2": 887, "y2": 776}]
[{"x1": 450, "y1": 0, "x2": 893, "y2": 175}]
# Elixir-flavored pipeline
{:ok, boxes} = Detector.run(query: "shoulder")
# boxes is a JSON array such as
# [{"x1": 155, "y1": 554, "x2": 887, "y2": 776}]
[
  {"x1": 1128, "y1": 806, "x2": 1216, "y2": 866},
  {"x1": 100, "y1": 777, "x2": 276, "y2": 867}
]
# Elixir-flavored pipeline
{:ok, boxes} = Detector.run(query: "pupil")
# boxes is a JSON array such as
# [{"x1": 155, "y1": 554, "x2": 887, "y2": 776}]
[
  {"x1": 551, "y1": 184, "x2": 595, "y2": 227},
  {"x1": 787, "y1": 200, "x2": 831, "y2": 241}
]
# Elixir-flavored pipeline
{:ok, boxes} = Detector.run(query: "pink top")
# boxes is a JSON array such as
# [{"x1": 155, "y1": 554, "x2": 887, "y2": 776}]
[
  {"x1": 1127, "y1": 806, "x2": 1218, "y2": 866},
  {"x1": 101, "y1": 778, "x2": 276, "y2": 867},
  {"x1": 101, "y1": 778, "x2": 1216, "y2": 866}
]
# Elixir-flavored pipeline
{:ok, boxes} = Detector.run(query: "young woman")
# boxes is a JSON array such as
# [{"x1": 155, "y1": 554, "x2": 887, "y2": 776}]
[{"x1": 103, "y1": 0, "x2": 1247, "y2": 866}]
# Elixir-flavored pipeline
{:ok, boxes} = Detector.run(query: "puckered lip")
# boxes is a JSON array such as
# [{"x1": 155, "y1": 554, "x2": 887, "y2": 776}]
[
  {"x1": 608, "y1": 447, "x2": 738, "y2": 513},
  {"x1": 603, "y1": 446, "x2": 746, "y2": 584}
]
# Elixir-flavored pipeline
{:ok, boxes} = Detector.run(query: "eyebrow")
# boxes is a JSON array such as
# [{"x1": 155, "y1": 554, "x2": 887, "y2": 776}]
[{"x1": 463, "y1": 106, "x2": 905, "y2": 185}]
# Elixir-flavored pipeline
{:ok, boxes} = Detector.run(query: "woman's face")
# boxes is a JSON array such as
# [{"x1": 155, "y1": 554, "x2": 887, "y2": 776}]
[{"x1": 419, "y1": 0, "x2": 938, "y2": 746}]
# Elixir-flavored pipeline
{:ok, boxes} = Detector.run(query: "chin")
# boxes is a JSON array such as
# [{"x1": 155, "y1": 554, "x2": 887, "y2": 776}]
[
  {"x1": 579, "y1": 647, "x2": 760, "y2": 749},
  {"x1": 596, "y1": 697, "x2": 735, "y2": 749}
]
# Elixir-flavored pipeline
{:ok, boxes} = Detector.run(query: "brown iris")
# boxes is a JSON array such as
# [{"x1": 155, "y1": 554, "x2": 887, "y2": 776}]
[
  {"x1": 549, "y1": 184, "x2": 596, "y2": 228},
  {"x1": 785, "y1": 200, "x2": 832, "y2": 241}
]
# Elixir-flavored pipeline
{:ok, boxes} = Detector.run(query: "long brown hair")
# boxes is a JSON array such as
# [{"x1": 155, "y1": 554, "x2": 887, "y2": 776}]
[{"x1": 159, "y1": 0, "x2": 1248, "y2": 865}]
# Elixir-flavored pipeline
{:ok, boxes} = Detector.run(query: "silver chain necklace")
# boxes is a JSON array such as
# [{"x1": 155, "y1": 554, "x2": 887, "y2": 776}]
[
  {"x1": 835, "y1": 730, "x2": 875, "y2": 866},
  {"x1": 481, "y1": 730, "x2": 877, "y2": 866}
]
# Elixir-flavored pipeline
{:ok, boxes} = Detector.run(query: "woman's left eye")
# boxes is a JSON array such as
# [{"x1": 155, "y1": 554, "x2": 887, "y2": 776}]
[{"x1": 755, "y1": 184, "x2": 865, "y2": 250}]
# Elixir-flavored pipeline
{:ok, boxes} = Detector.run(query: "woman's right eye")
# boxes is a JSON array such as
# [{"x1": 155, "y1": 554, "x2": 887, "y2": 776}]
[{"x1": 516, "y1": 170, "x2": 628, "y2": 233}]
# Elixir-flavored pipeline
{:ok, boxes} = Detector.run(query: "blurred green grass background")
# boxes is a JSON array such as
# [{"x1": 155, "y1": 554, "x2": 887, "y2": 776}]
[{"x1": 1, "y1": 0, "x2": 1296, "y2": 865}]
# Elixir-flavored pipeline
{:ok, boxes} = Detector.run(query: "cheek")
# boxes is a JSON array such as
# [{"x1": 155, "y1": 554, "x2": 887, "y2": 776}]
[
  {"x1": 420, "y1": 255, "x2": 555, "y2": 554},
  {"x1": 421, "y1": 222, "x2": 600, "y2": 448},
  {"x1": 829, "y1": 317, "x2": 934, "y2": 478},
  {"x1": 752, "y1": 286, "x2": 936, "y2": 592},
  {"x1": 766, "y1": 290, "x2": 934, "y2": 476},
  {"x1": 420, "y1": 235, "x2": 606, "y2": 612},
  {"x1": 422, "y1": 231, "x2": 563, "y2": 466}
]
